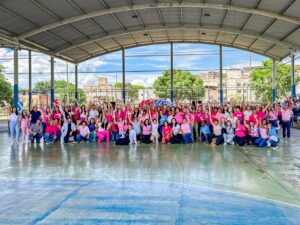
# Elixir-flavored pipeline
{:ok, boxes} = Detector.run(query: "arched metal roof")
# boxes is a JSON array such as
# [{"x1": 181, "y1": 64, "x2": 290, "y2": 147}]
[{"x1": 0, "y1": 0, "x2": 300, "y2": 63}]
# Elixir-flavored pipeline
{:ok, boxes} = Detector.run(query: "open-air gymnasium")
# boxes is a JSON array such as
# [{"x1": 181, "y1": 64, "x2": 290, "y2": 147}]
[{"x1": 0, "y1": 0, "x2": 300, "y2": 224}]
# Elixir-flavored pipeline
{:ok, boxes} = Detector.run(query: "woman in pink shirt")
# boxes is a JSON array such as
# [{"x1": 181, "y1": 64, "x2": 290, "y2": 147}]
[
  {"x1": 174, "y1": 107, "x2": 185, "y2": 125},
  {"x1": 281, "y1": 104, "x2": 293, "y2": 139},
  {"x1": 42, "y1": 106, "x2": 51, "y2": 134},
  {"x1": 245, "y1": 121, "x2": 259, "y2": 145},
  {"x1": 141, "y1": 119, "x2": 152, "y2": 144},
  {"x1": 233, "y1": 119, "x2": 246, "y2": 146},
  {"x1": 181, "y1": 118, "x2": 192, "y2": 144},
  {"x1": 209, "y1": 105, "x2": 223, "y2": 145},
  {"x1": 162, "y1": 121, "x2": 172, "y2": 144},
  {"x1": 76, "y1": 121, "x2": 90, "y2": 143},
  {"x1": 20, "y1": 110, "x2": 30, "y2": 143},
  {"x1": 44, "y1": 119, "x2": 57, "y2": 144},
  {"x1": 255, "y1": 119, "x2": 269, "y2": 147}
]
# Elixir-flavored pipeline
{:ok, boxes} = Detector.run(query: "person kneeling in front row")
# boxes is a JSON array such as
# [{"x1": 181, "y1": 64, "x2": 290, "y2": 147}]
[{"x1": 30, "y1": 119, "x2": 43, "y2": 143}]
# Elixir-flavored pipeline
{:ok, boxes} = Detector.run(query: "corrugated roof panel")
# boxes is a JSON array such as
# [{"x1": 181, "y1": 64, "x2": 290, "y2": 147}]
[
  {"x1": 234, "y1": 35, "x2": 256, "y2": 48},
  {"x1": 258, "y1": 0, "x2": 295, "y2": 13},
  {"x1": 28, "y1": 32, "x2": 68, "y2": 50},
  {"x1": 148, "y1": 30, "x2": 167, "y2": 41},
  {"x1": 284, "y1": 0, "x2": 300, "y2": 19},
  {"x1": 0, "y1": 0, "x2": 57, "y2": 27},
  {"x1": 223, "y1": 11, "x2": 250, "y2": 29},
  {"x1": 62, "y1": 48, "x2": 89, "y2": 60},
  {"x1": 70, "y1": 19, "x2": 105, "y2": 37},
  {"x1": 114, "y1": 34, "x2": 137, "y2": 46},
  {"x1": 264, "y1": 20, "x2": 298, "y2": 40},
  {"x1": 79, "y1": 42, "x2": 104, "y2": 54},
  {"x1": 72, "y1": 0, "x2": 105, "y2": 13},
  {"x1": 93, "y1": 15, "x2": 123, "y2": 32},
  {"x1": 250, "y1": 39, "x2": 274, "y2": 52},
  {"x1": 161, "y1": 8, "x2": 181, "y2": 25},
  {"x1": 137, "y1": 9, "x2": 162, "y2": 26},
  {"x1": 232, "y1": 0, "x2": 262, "y2": 8},
  {"x1": 0, "y1": 9, "x2": 35, "y2": 35},
  {"x1": 37, "y1": 0, "x2": 81, "y2": 19},
  {"x1": 50, "y1": 25, "x2": 86, "y2": 44},
  {"x1": 105, "y1": 0, "x2": 129, "y2": 8},
  {"x1": 243, "y1": 15, "x2": 275, "y2": 34},
  {"x1": 114, "y1": 11, "x2": 143, "y2": 28},
  {"x1": 202, "y1": 8, "x2": 226, "y2": 26},
  {"x1": 182, "y1": 8, "x2": 201, "y2": 25}
]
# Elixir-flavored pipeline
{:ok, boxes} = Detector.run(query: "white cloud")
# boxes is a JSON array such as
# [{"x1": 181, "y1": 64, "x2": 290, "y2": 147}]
[{"x1": 130, "y1": 76, "x2": 158, "y2": 87}]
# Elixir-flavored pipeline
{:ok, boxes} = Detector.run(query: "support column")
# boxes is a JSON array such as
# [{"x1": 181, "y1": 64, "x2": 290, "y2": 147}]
[
  {"x1": 28, "y1": 50, "x2": 32, "y2": 110},
  {"x1": 122, "y1": 48, "x2": 126, "y2": 103},
  {"x1": 13, "y1": 47, "x2": 18, "y2": 107},
  {"x1": 50, "y1": 56, "x2": 54, "y2": 107},
  {"x1": 170, "y1": 42, "x2": 174, "y2": 103},
  {"x1": 75, "y1": 63, "x2": 78, "y2": 105},
  {"x1": 272, "y1": 59, "x2": 276, "y2": 102},
  {"x1": 219, "y1": 45, "x2": 223, "y2": 105},
  {"x1": 291, "y1": 53, "x2": 296, "y2": 99}
]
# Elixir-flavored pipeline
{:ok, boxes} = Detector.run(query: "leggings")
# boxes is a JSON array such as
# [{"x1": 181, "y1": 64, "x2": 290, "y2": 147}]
[
  {"x1": 96, "y1": 130, "x2": 110, "y2": 142},
  {"x1": 10, "y1": 120, "x2": 20, "y2": 142}
]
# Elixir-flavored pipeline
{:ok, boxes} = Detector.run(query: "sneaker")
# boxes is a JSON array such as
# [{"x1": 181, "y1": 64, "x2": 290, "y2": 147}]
[
  {"x1": 46, "y1": 142, "x2": 49, "y2": 145},
  {"x1": 272, "y1": 146, "x2": 278, "y2": 150},
  {"x1": 282, "y1": 137, "x2": 286, "y2": 140},
  {"x1": 224, "y1": 142, "x2": 227, "y2": 145}
]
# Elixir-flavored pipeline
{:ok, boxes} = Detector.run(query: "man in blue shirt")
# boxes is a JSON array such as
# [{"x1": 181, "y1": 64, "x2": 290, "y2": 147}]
[{"x1": 30, "y1": 105, "x2": 41, "y2": 125}]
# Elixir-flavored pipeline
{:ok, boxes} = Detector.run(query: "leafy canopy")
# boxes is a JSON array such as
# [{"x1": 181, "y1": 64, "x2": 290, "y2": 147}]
[
  {"x1": 250, "y1": 60, "x2": 300, "y2": 102},
  {"x1": 0, "y1": 65, "x2": 13, "y2": 105},
  {"x1": 33, "y1": 80, "x2": 87, "y2": 104},
  {"x1": 153, "y1": 69, "x2": 205, "y2": 100}
]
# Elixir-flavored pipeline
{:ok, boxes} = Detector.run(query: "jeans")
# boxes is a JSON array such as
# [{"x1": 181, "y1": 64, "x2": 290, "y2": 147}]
[
  {"x1": 171, "y1": 134, "x2": 183, "y2": 144},
  {"x1": 233, "y1": 136, "x2": 246, "y2": 146},
  {"x1": 281, "y1": 120, "x2": 291, "y2": 138},
  {"x1": 223, "y1": 133, "x2": 234, "y2": 144},
  {"x1": 214, "y1": 135, "x2": 224, "y2": 145},
  {"x1": 44, "y1": 134, "x2": 54, "y2": 143},
  {"x1": 183, "y1": 133, "x2": 192, "y2": 144},
  {"x1": 141, "y1": 134, "x2": 151, "y2": 144},
  {"x1": 200, "y1": 132, "x2": 210, "y2": 143},
  {"x1": 77, "y1": 134, "x2": 89, "y2": 142},
  {"x1": 89, "y1": 131, "x2": 96, "y2": 142},
  {"x1": 255, "y1": 138, "x2": 268, "y2": 147},
  {"x1": 64, "y1": 132, "x2": 76, "y2": 143},
  {"x1": 246, "y1": 135, "x2": 258, "y2": 145},
  {"x1": 30, "y1": 133, "x2": 42, "y2": 143},
  {"x1": 111, "y1": 131, "x2": 119, "y2": 142},
  {"x1": 9, "y1": 120, "x2": 20, "y2": 142}
]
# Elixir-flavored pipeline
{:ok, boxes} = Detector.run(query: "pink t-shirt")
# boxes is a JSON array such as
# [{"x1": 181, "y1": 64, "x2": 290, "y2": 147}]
[
  {"x1": 247, "y1": 125, "x2": 258, "y2": 137},
  {"x1": 234, "y1": 111, "x2": 243, "y2": 121},
  {"x1": 268, "y1": 111, "x2": 277, "y2": 120},
  {"x1": 235, "y1": 124, "x2": 246, "y2": 137},
  {"x1": 78, "y1": 126, "x2": 90, "y2": 136},
  {"x1": 175, "y1": 112, "x2": 184, "y2": 124},
  {"x1": 142, "y1": 125, "x2": 151, "y2": 135},
  {"x1": 181, "y1": 123, "x2": 191, "y2": 134},
  {"x1": 281, "y1": 109, "x2": 292, "y2": 121},
  {"x1": 116, "y1": 122, "x2": 124, "y2": 134},
  {"x1": 213, "y1": 125, "x2": 222, "y2": 136},
  {"x1": 259, "y1": 127, "x2": 268, "y2": 139},
  {"x1": 106, "y1": 114, "x2": 113, "y2": 123}
]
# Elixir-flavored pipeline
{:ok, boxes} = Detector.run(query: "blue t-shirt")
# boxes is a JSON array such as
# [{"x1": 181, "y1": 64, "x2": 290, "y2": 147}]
[
  {"x1": 268, "y1": 127, "x2": 278, "y2": 137},
  {"x1": 30, "y1": 110, "x2": 41, "y2": 123},
  {"x1": 200, "y1": 125, "x2": 211, "y2": 135},
  {"x1": 159, "y1": 115, "x2": 167, "y2": 125}
]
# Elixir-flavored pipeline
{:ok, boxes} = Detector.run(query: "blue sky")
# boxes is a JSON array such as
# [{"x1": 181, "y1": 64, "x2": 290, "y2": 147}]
[{"x1": 1, "y1": 43, "x2": 296, "y2": 89}]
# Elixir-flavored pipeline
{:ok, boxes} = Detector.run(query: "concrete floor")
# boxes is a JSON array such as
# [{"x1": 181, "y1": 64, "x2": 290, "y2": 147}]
[{"x1": 0, "y1": 131, "x2": 300, "y2": 224}]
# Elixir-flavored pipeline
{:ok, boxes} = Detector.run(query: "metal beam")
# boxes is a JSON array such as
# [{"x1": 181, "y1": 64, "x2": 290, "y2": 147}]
[
  {"x1": 55, "y1": 24, "x2": 299, "y2": 54},
  {"x1": 13, "y1": 47, "x2": 18, "y2": 107},
  {"x1": 18, "y1": 2, "x2": 300, "y2": 39},
  {"x1": 28, "y1": 50, "x2": 32, "y2": 110},
  {"x1": 170, "y1": 42, "x2": 174, "y2": 103},
  {"x1": 50, "y1": 56, "x2": 55, "y2": 108},
  {"x1": 122, "y1": 48, "x2": 126, "y2": 103},
  {"x1": 272, "y1": 59, "x2": 276, "y2": 102},
  {"x1": 75, "y1": 63, "x2": 78, "y2": 104},
  {"x1": 77, "y1": 39, "x2": 280, "y2": 63},
  {"x1": 219, "y1": 45, "x2": 223, "y2": 105},
  {"x1": 291, "y1": 53, "x2": 296, "y2": 98}
]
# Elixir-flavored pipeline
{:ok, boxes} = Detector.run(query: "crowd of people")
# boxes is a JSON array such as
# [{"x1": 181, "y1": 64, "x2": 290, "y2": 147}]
[{"x1": 8, "y1": 97, "x2": 299, "y2": 150}]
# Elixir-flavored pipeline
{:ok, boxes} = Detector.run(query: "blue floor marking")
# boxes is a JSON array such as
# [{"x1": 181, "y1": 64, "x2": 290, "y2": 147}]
[
  {"x1": 0, "y1": 179, "x2": 299, "y2": 225},
  {"x1": 28, "y1": 180, "x2": 93, "y2": 225}
]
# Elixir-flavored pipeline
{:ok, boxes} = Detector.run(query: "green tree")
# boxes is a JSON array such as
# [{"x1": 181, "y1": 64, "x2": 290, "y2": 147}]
[
  {"x1": 250, "y1": 60, "x2": 300, "y2": 102},
  {"x1": 114, "y1": 82, "x2": 144, "y2": 100},
  {"x1": 0, "y1": 65, "x2": 13, "y2": 105},
  {"x1": 33, "y1": 80, "x2": 86, "y2": 104},
  {"x1": 153, "y1": 69, "x2": 205, "y2": 100}
]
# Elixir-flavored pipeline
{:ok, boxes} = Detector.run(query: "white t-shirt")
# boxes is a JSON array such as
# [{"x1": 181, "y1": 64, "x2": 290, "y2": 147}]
[
  {"x1": 89, "y1": 110, "x2": 99, "y2": 120},
  {"x1": 243, "y1": 110, "x2": 252, "y2": 121},
  {"x1": 152, "y1": 123, "x2": 159, "y2": 135},
  {"x1": 10, "y1": 113, "x2": 19, "y2": 122},
  {"x1": 172, "y1": 124, "x2": 181, "y2": 134}
]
